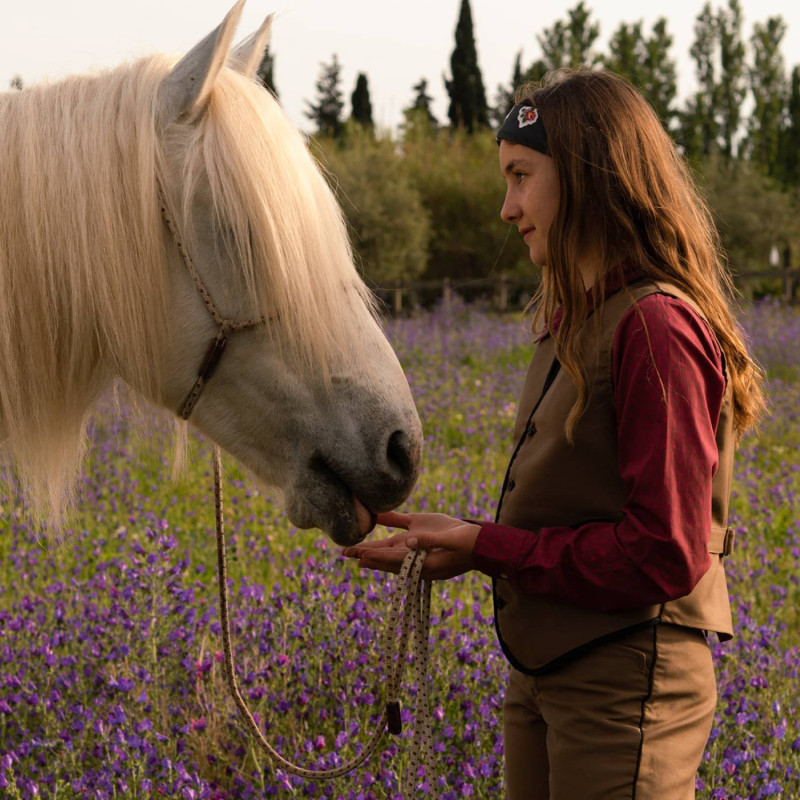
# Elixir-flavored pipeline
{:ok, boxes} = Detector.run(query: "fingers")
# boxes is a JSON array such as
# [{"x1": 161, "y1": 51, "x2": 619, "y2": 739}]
[
  {"x1": 352, "y1": 548, "x2": 406, "y2": 575},
  {"x1": 353, "y1": 547, "x2": 467, "y2": 581},
  {"x1": 405, "y1": 528, "x2": 465, "y2": 552},
  {"x1": 405, "y1": 532, "x2": 442, "y2": 551},
  {"x1": 341, "y1": 532, "x2": 409, "y2": 558},
  {"x1": 341, "y1": 515, "x2": 479, "y2": 582},
  {"x1": 376, "y1": 510, "x2": 412, "y2": 530}
]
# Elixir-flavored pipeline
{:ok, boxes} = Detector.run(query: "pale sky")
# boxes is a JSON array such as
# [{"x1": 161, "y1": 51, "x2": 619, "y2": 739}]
[{"x1": 3, "y1": 0, "x2": 800, "y2": 133}]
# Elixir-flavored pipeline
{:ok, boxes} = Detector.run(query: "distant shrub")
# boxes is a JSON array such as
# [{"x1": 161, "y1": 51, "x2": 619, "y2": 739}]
[
  {"x1": 698, "y1": 157, "x2": 800, "y2": 281},
  {"x1": 313, "y1": 127, "x2": 431, "y2": 286},
  {"x1": 402, "y1": 128, "x2": 533, "y2": 283}
]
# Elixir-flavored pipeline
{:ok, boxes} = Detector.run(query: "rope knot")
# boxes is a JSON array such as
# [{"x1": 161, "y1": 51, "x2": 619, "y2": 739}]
[{"x1": 386, "y1": 700, "x2": 402, "y2": 735}]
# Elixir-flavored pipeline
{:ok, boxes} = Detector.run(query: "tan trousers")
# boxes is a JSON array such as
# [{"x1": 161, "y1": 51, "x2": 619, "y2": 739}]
[{"x1": 503, "y1": 623, "x2": 717, "y2": 800}]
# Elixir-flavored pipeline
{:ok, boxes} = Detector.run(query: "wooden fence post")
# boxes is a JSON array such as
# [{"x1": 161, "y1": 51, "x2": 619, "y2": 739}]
[
  {"x1": 393, "y1": 279, "x2": 402, "y2": 314},
  {"x1": 498, "y1": 274, "x2": 508, "y2": 312},
  {"x1": 783, "y1": 246, "x2": 795, "y2": 303},
  {"x1": 376, "y1": 268, "x2": 795, "y2": 312}
]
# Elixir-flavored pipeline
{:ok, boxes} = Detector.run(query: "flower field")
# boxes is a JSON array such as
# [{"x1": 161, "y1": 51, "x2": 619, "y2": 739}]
[{"x1": 1, "y1": 300, "x2": 799, "y2": 799}]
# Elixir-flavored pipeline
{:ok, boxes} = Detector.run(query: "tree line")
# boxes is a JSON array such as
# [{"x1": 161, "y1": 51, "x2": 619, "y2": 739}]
[{"x1": 286, "y1": 0, "x2": 800, "y2": 186}]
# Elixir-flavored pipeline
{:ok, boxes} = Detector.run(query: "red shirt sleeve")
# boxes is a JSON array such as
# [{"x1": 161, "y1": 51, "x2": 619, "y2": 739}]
[{"x1": 472, "y1": 293, "x2": 726, "y2": 611}]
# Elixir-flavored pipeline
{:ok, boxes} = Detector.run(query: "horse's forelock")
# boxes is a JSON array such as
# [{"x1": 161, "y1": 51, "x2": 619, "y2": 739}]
[{"x1": 177, "y1": 68, "x2": 376, "y2": 377}]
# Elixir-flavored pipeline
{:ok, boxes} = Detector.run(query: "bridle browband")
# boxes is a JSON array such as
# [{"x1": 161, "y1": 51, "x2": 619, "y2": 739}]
[{"x1": 157, "y1": 186, "x2": 266, "y2": 420}]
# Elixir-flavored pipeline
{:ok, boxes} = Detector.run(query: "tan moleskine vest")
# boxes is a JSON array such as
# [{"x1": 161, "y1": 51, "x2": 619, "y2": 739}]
[{"x1": 493, "y1": 279, "x2": 734, "y2": 674}]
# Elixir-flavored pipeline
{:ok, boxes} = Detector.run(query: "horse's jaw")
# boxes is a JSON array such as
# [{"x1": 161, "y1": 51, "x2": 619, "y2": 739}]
[{"x1": 284, "y1": 480, "x2": 377, "y2": 547}]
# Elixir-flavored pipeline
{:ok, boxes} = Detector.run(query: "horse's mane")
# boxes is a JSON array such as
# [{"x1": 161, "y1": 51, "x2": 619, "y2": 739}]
[{"x1": 0, "y1": 55, "x2": 372, "y2": 529}]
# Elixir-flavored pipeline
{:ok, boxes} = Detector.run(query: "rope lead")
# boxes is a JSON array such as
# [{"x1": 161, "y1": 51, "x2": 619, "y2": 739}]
[{"x1": 212, "y1": 446, "x2": 440, "y2": 795}]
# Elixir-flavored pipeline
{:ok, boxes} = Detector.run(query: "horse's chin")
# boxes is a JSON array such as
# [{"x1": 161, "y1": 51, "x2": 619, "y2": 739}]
[{"x1": 285, "y1": 484, "x2": 377, "y2": 547}]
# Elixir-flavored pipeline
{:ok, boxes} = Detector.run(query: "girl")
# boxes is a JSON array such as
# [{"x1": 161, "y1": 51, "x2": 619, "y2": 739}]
[{"x1": 343, "y1": 69, "x2": 764, "y2": 800}]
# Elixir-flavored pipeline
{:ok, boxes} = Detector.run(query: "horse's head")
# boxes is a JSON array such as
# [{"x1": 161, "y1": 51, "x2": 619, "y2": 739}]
[{"x1": 148, "y1": 2, "x2": 422, "y2": 545}]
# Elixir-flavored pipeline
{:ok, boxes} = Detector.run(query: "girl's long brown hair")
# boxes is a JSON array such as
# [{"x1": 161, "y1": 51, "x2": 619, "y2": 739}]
[{"x1": 517, "y1": 69, "x2": 765, "y2": 440}]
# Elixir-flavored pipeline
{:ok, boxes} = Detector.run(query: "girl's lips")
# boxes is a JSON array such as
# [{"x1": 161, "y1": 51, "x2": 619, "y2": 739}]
[{"x1": 521, "y1": 227, "x2": 535, "y2": 241}]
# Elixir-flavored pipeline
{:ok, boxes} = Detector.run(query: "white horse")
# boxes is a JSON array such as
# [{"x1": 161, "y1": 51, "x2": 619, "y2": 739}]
[{"x1": 0, "y1": 2, "x2": 422, "y2": 546}]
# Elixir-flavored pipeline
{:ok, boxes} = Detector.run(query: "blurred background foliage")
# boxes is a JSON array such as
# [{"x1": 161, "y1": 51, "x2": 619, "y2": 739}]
[
  {"x1": 312, "y1": 122, "x2": 800, "y2": 295},
  {"x1": 291, "y1": 0, "x2": 800, "y2": 297}
]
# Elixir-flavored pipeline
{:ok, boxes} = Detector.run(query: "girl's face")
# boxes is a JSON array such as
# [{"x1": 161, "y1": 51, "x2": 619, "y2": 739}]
[{"x1": 499, "y1": 140, "x2": 560, "y2": 267}]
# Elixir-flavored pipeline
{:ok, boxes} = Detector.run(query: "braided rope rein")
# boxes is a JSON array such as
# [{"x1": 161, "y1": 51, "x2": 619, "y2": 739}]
[
  {"x1": 212, "y1": 446, "x2": 440, "y2": 795},
  {"x1": 157, "y1": 189, "x2": 265, "y2": 332}
]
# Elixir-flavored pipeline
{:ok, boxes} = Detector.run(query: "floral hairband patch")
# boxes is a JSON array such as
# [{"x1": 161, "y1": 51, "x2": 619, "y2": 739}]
[{"x1": 517, "y1": 106, "x2": 540, "y2": 128}]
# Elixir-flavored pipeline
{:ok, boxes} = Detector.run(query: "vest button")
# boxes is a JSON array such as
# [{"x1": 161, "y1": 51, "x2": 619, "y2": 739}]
[
  {"x1": 508, "y1": 479, "x2": 516, "y2": 491},
  {"x1": 527, "y1": 423, "x2": 537, "y2": 437}
]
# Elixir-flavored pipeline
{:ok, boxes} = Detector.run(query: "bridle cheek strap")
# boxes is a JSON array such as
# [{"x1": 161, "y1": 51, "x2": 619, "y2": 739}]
[
  {"x1": 178, "y1": 325, "x2": 231, "y2": 420},
  {"x1": 157, "y1": 185, "x2": 264, "y2": 421}
]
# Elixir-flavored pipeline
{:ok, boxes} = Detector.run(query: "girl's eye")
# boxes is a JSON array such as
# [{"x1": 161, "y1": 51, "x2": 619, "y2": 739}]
[{"x1": 514, "y1": 171, "x2": 527, "y2": 183}]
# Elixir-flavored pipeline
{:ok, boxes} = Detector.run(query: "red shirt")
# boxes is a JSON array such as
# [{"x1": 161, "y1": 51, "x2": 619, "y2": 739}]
[{"x1": 472, "y1": 291, "x2": 727, "y2": 612}]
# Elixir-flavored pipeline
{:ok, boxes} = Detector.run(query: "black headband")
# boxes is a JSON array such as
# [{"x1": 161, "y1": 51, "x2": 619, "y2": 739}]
[{"x1": 496, "y1": 103, "x2": 549, "y2": 156}]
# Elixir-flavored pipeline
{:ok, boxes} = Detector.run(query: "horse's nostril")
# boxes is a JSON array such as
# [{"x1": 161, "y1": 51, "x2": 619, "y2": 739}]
[{"x1": 386, "y1": 430, "x2": 413, "y2": 478}]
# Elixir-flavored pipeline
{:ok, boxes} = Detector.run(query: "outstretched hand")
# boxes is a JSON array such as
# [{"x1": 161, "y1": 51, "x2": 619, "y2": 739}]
[{"x1": 341, "y1": 511, "x2": 480, "y2": 581}]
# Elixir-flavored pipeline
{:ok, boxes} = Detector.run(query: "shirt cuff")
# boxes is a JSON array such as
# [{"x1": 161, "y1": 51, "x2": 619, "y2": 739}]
[{"x1": 472, "y1": 522, "x2": 538, "y2": 581}]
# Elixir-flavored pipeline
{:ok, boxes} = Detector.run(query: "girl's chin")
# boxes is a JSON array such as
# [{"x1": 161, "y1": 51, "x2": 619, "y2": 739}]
[{"x1": 527, "y1": 247, "x2": 547, "y2": 266}]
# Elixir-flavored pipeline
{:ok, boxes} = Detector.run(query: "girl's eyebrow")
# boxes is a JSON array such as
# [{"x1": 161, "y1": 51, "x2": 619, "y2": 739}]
[{"x1": 502, "y1": 157, "x2": 533, "y2": 176}]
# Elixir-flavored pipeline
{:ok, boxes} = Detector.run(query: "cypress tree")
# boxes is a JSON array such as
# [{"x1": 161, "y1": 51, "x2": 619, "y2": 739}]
[
  {"x1": 256, "y1": 46, "x2": 279, "y2": 100},
  {"x1": 305, "y1": 54, "x2": 345, "y2": 140},
  {"x1": 351, "y1": 72, "x2": 374, "y2": 128},
  {"x1": 677, "y1": 93, "x2": 711, "y2": 162},
  {"x1": 445, "y1": 0, "x2": 489, "y2": 133},
  {"x1": 606, "y1": 18, "x2": 676, "y2": 131},
  {"x1": 522, "y1": 59, "x2": 547, "y2": 87},
  {"x1": 689, "y1": 3, "x2": 720, "y2": 157},
  {"x1": 717, "y1": 0, "x2": 746, "y2": 159},
  {"x1": 606, "y1": 22, "x2": 648, "y2": 87},
  {"x1": 538, "y1": 2, "x2": 600, "y2": 70},
  {"x1": 409, "y1": 78, "x2": 438, "y2": 126},
  {"x1": 491, "y1": 52, "x2": 524, "y2": 127},
  {"x1": 642, "y1": 18, "x2": 678, "y2": 130},
  {"x1": 491, "y1": 54, "x2": 547, "y2": 128},
  {"x1": 402, "y1": 78, "x2": 438, "y2": 141},
  {"x1": 779, "y1": 65, "x2": 800, "y2": 187},
  {"x1": 748, "y1": 17, "x2": 788, "y2": 177}
]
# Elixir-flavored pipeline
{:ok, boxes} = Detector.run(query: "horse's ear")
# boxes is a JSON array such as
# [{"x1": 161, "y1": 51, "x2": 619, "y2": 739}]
[
  {"x1": 159, "y1": 0, "x2": 245, "y2": 125},
  {"x1": 228, "y1": 14, "x2": 274, "y2": 79}
]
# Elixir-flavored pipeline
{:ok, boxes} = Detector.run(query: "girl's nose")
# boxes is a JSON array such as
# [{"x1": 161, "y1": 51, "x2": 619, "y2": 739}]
[{"x1": 501, "y1": 191, "x2": 518, "y2": 224}]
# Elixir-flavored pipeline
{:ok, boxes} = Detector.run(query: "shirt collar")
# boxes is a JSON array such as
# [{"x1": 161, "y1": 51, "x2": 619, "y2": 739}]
[{"x1": 534, "y1": 265, "x2": 646, "y2": 342}]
